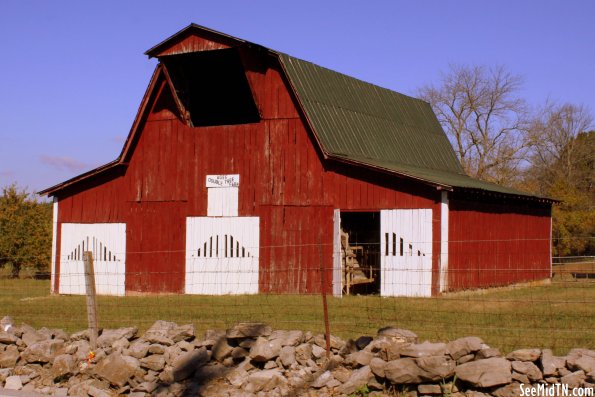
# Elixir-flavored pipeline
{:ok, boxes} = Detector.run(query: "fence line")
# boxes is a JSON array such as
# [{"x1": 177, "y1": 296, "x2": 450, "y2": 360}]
[{"x1": 1, "y1": 239, "x2": 593, "y2": 355}]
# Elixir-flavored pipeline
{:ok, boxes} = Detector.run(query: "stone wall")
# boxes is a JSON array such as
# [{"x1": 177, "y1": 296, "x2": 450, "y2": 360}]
[{"x1": 0, "y1": 316, "x2": 594, "y2": 396}]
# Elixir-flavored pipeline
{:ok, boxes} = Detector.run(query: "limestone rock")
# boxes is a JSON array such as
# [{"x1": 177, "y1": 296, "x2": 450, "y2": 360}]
[
  {"x1": 369, "y1": 338, "x2": 403, "y2": 361},
  {"x1": 311, "y1": 370, "x2": 334, "y2": 388},
  {"x1": 295, "y1": 343, "x2": 313, "y2": 365},
  {"x1": 418, "y1": 384, "x2": 442, "y2": 394},
  {"x1": 112, "y1": 336, "x2": 130, "y2": 351},
  {"x1": 455, "y1": 357, "x2": 512, "y2": 388},
  {"x1": 200, "y1": 329, "x2": 225, "y2": 348},
  {"x1": 491, "y1": 382, "x2": 522, "y2": 397},
  {"x1": 97, "y1": 327, "x2": 137, "y2": 348},
  {"x1": 0, "y1": 331, "x2": 18, "y2": 344},
  {"x1": 377, "y1": 327, "x2": 418, "y2": 344},
  {"x1": 244, "y1": 368, "x2": 285, "y2": 393},
  {"x1": 21, "y1": 330, "x2": 45, "y2": 347},
  {"x1": 4, "y1": 375, "x2": 23, "y2": 390},
  {"x1": 140, "y1": 354, "x2": 166, "y2": 371},
  {"x1": 279, "y1": 345, "x2": 296, "y2": 367},
  {"x1": 226, "y1": 322, "x2": 272, "y2": 339},
  {"x1": 70, "y1": 329, "x2": 91, "y2": 341},
  {"x1": 337, "y1": 365, "x2": 373, "y2": 395},
  {"x1": 212, "y1": 337, "x2": 234, "y2": 362},
  {"x1": 170, "y1": 324, "x2": 194, "y2": 343},
  {"x1": 457, "y1": 353, "x2": 475, "y2": 364},
  {"x1": 94, "y1": 352, "x2": 140, "y2": 387},
  {"x1": 567, "y1": 349, "x2": 595, "y2": 373},
  {"x1": 88, "y1": 385, "x2": 112, "y2": 397},
  {"x1": 231, "y1": 346, "x2": 249, "y2": 360},
  {"x1": 164, "y1": 344, "x2": 183, "y2": 366},
  {"x1": 250, "y1": 336, "x2": 283, "y2": 362},
  {"x1": 22, "y1": 339, "x2": 64, "y2": 363},
  {"x1": 506, "y1": 348, "x2": 541, "y2": 362},
  {"x1": 314, "y1": 333, "x2": 344, "y2": 350},
  {"x1": 345, "y1": 350, "x2": 374, "y2": 368},
  {"x1": 512, "y1": 360, "x2": 543, "y2": 381},
  {"x1": 561, "y1": 370, "x2": 586, "y2": 389},
  {"x1": 541, "y1": 349, "x2": 566, "y2": 376},
  {"x1": 142, "y1": 320, "x2": 175, "y2": 345},
  {"x1": 133, "y1": 381, "x2": 158, "y2": 393},
  {"x1": 172, "y1": 347, "x2": 209, "y2": 382},
  {"x1": 127, "y1": 341, "x2": 150, "y2": 359},
  {"x1": 311, "y1": 343, "x2": 326, "y2": 359},
  {"x1": 416, "y1": 355, "x2": 456, "y2": 380},
  {"x1": 476, "y1": 347, "x2": 501, "y2": 359},
  {"x1": 0, "y1": 368, "x2": 11, "y2": 382},
  {"x1": 332, "y1": 366, "x2": 352, "y2": 383},
  {"x1": 269, "y1": 330, "x2": 304, "y2": 346},
  {"x1": 400, "y1": 342, "x2": 447, "y2": 358},
  {"x1": 511, "y1": 371, "x2": 529, "y2": 384},
  {"x1": 447, "y1": 337, "x2": 483, "y2": 360},
  {"x1": 370, "y1": 357, "x2": 387, "y2": 378},
  {"x1": 51, "y1": 354, "x2": 76, "y2": 378},
  {"x1": 384, "y1": 358, "x2": 426, "y2": 384},
  {"x1": 0, "y1": 345, "x2": 20, "y2": 367}
]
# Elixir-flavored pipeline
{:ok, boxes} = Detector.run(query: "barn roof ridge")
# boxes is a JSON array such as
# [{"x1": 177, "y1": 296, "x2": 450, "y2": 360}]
[{"x1": 40, "y1": 24, "x2": 552, "y2": 201}]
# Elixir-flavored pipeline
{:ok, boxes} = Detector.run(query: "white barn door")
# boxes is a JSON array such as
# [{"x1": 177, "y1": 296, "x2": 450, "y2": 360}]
[
  {"x1": 380, "y1": 209, "x2": 432, "y2": 297},
  {"x1": 59, "y1": 223, "x2": 126, "y2": 296},
  {"x1": 186, "y1": 217, "x2": 259, "y2": 295}
]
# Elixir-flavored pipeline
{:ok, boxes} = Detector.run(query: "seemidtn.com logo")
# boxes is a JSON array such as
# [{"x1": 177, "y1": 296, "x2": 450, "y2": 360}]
[{"x1": 520, "y1": 383, "x2": 594, "y2": 397}]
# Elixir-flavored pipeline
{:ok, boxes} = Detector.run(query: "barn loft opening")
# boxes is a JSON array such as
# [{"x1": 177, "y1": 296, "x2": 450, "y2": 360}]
[
  {"x1": 162, "y1": 49, "x2": 260, "y2": 127},
  {"x1": 340, "y1": 212, "x2": 380, "y2": 295}
]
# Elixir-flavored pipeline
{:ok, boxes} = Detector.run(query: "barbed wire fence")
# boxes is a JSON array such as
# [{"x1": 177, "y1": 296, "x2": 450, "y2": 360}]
[{"x1": 1, "y1": 236, "x2": 593, "y2": 355}]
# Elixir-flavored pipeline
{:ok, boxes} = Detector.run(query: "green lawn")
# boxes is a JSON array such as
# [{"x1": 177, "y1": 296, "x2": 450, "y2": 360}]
[{"x1": 1, "y1": 279, "x2": 593, "y2": 355}]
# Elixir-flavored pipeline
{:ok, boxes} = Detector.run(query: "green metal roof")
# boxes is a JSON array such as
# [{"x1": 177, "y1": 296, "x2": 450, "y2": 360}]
[
  {"x1": 279, "y1": 54, "x2": 464, "y2": 175},
  {"x1": 278, "y1": 53, "x2": 544, "y2": 199}
]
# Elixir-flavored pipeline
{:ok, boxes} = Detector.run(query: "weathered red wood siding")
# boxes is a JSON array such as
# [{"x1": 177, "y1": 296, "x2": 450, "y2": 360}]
[
  {"x1": 448, "y1": 194, "x2": 551, "y2": 291},
  {"x1": 53, "y1": 37, "x2": 448, "y2": 294}
]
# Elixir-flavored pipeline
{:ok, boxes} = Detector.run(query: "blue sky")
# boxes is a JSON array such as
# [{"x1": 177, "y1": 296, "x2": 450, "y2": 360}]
[{"x1": 1, "y1": 1, "x2": 593, "y2": 193}]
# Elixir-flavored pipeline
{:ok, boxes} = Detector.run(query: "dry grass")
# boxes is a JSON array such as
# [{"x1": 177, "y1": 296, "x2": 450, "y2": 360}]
[{"x1": 1, "y1": 279, "x2": 593, "y2": 355}]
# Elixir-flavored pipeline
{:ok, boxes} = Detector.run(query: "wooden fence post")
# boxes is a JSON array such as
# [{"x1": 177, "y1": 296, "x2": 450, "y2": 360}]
[
  {"x1": 319, "y1": 236, "x2": 331, "y2": 358},
  {"x1": 83, "y1": 251, "x2": 98, "y2": 351}
]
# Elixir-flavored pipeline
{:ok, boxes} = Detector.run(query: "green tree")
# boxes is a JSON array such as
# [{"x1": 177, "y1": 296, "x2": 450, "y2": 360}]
[
  {"x1": 524, "y1": 102, "x2": 594, "y2": 256},
  {"x1": 0, "y1": 184, "x2": 52, "y2": 278}
]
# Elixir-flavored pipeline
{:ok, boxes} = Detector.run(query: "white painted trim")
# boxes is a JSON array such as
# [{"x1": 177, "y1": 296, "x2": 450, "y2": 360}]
[
  {"x1": 381, "y1": 209, "x2": 432, "y2": 297},
  {"x1": 549, "y1": 211, "x2": 553, "y2": 279},
  {"x1": 439, "y1": 191, "x2": 449, "y2": 293},
  {"x1": 206, "y1": 174, "x2": 240, "y2": 188},
  {"x1": 60, "y1": 223, "x2": 126, "y2": 296},
  {"x1": 332, "y1": 209, "x2": 342, "y2": 297},
  {"x1": 207, "y1": 187, "x2": 239, "y2": 216},
  {"x1": 185, "y1": 217, "x2": 259, "y2": 295},
  {"x1": 50, "y1": 198, "x2": 58, "y2": 294}
]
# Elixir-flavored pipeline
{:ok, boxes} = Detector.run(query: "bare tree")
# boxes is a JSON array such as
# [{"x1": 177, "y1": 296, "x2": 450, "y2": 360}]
[
  {"x1": 418, "y1": 65, "x2": 530, "y2": 185},
  {"x1": 527, "y1": 102, "x2": 593, "y2": 192}
]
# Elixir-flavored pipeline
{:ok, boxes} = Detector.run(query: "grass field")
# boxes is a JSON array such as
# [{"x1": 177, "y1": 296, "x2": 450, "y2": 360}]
[{"x1": 1, "y1": 278, "x2": 593, "y2": 355}]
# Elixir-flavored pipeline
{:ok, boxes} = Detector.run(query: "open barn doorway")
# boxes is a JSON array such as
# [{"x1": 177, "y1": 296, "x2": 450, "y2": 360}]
[{"x1": 340, "y1": 212, "x2": 381, "y2": 295}]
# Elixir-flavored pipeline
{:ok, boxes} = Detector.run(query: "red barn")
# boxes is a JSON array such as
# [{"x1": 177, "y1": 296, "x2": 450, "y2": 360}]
[{"x1": 40, "y1": 24, "x2": 553, "y2": 297}]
